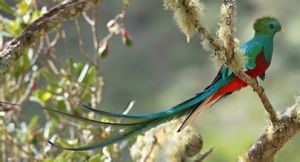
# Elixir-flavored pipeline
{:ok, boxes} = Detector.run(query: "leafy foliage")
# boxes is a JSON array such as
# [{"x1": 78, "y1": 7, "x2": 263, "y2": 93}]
[{"x1": 0, "y1": 0, "x2": 131, "y2": 161}]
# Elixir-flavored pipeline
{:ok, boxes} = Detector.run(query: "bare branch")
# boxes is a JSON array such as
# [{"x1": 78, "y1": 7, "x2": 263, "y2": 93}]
[
  {"x1": 193, "y1": 147, "x2": 214, "y2": 162},
  {"x1": 239, "y1": 98, "x2": 300, "y2": 162}
]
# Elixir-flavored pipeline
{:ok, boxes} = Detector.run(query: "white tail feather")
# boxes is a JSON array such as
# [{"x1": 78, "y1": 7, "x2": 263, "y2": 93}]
[{"x1": 177, "y1": 96, "x2": 215, "y2": 132}]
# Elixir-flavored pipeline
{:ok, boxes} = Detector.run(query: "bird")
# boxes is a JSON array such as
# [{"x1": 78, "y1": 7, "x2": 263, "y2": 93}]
[{"x1": 1, "y1": 16, "x2": 284, "y2": 151}]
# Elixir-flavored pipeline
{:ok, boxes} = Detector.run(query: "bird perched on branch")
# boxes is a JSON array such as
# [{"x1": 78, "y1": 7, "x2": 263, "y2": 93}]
[{"x1": 1, "y1": 17, "x2": 284, "y2": 151}]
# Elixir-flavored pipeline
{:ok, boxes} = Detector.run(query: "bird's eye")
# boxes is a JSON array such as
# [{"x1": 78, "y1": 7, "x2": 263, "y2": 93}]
[{"x1": 269, "y1": 24, "x2": 274, "y2": 29}]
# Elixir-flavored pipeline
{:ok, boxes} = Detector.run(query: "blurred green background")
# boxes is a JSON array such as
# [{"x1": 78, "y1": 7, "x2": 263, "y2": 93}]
[
  {"x1": 79, "y1": 1, "x2": 300, "y2": 161},
  {"x1": 25, "y1": 0, "x2": 300, "y2": 161}
]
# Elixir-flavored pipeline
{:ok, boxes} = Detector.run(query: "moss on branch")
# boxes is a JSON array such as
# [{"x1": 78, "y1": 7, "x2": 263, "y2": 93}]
[{"x1": 0, "y1": 0, "x2": 102, "y2": 82}]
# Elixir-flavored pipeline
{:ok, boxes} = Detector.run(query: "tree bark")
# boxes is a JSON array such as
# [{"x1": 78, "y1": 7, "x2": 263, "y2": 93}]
[{"x1": 239, "y1": 98, "x2": 300, "y2": 162}]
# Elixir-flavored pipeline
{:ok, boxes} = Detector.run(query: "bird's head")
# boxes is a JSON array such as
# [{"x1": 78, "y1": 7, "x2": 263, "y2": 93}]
[{"x1": 254, "y1": 17, "x2": 284, "y2": 37}]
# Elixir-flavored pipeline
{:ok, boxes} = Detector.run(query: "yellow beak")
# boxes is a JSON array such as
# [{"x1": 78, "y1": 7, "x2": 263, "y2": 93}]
[{"x1": 280, "y1": 27, "x2": 285, "y2": 32}]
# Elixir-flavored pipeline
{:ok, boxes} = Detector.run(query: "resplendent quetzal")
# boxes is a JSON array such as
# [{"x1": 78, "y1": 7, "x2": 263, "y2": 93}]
[{"x1": 4, "y1": 17, "x2": 284, "y2": 150}]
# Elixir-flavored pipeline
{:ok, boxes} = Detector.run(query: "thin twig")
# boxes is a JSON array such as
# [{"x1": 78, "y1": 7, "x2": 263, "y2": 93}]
[
  {"x1": 61, "y1": 28, "x2": 71, "y2": 57},
  {"x1": 82, "y1": 12, "x2": 95, "y2": 26},
  {"x1": 45, "y1": 34, "x2": 63, "y2": 68},
  {"x1": 74, "y1": 18, "x2": 96, "y2": 65},
  {"x1": 5, "y1": 131, "x2": 38, "y2": 161},
  {"x1": 194, "y1": 147, "x2": 214, "y2": 162},
  {"x1": 92, "y1": 7, "x2": 100, "y2": 66},
  {"x1": 48, "y1": 32, "x2": 61, "y2": 47},
  {"x1": 17, "y1": 67, "x2": 37, "y2": 104}
]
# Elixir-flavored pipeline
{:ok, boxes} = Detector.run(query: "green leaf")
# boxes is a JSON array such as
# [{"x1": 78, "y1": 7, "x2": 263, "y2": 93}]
[
  {"x1": 18, "y1": 0, "x2": 30, "y2": 16},
  {"x1": 40, "y1": 68, "x2": 58, "y2": 86},
  {"x1": 12, "y1": 49, "x2": 32, "y2": 78},
  {"x1": 30, "y1": 10, "x2": 41, "y2": 22},
  {"x1": 83, "y1": 65, "x2": 96, "y2": 85},
  {"x1": 27, "y1": 116, "x2": 39, "y2": 131},
  {"x1": 40, "y1": 91, "x2": 52, "y2": 101},
  {"x1": 99, "y1": 49, "x2": 109, "y2": 58},
  {"x1": 122, "y1": 37, "x2": 133, "y2": 47},
  {"x1": 5, "y1": 20, "x2": 22, "y2": 36},
  {"x1": 53, "y1": 152, "x2": 67, "y2": 162},
  {"x1": 56, "y1": 100, "x2": 67, "y2": 110},
  {"x1": 25, "y1": 116, "x2": 39, "y2": 142},
  {"x1": 30, "y1": 90, "x2": 52, "y2": 106},
  {"x1": 88, "y1": 154, "x2": 102, "y2": 162},
  {"x1": 42, "y1": 157, "x2": 54, "y2": 162},
  {"x1": 73, "y1": 62, "x2": 84, "y2": 78},
  {"x1": 0, "y1": 0, "x2": 14, "y2": 15}
]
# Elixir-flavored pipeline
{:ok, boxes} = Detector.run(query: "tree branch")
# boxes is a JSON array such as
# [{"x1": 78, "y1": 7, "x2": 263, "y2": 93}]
[
  {"x1": 0, "y1": 0, "x2": 102, "y2": 81},
  {"x1": 197, "y1": 0, "x2": 280, "y2": 125},
  {"x1": 130, "y1": 119, "x2": 212, "y2": 162},
  {"x1": 239, "y1": 98, "x2": 300, "y2": 162},
  {"x1": 220, "y1": 0, "x2": 279, "y2": 124},
  {"x1": 234, "y1": 71, "x2": 279, "y2": 124}
]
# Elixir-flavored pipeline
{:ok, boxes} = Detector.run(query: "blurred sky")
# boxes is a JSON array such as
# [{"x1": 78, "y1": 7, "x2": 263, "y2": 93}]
[{"x1": 57, "y1": 0, "x2": 300, "y2": 161}]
